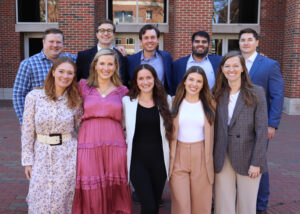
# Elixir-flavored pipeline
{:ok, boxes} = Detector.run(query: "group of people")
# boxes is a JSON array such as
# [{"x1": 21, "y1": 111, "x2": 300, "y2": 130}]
[{"x1": 13, "y1": 19, "x2": 284, "y2": 214}]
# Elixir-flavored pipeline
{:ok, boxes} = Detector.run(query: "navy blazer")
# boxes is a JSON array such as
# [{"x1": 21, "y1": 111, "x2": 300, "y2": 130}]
[
  {"x1": 249, "y1": 54, "x2": 284, "y2": 128},
  {"x1": 126, "y1": 50, "x2": 174, "y2": 95},
  {"x1": 172, "y1": 54, "x2": 222, "y2": 92},
  {"x1": 76, "y1": 46, "x2": 128, "y2": 85}
]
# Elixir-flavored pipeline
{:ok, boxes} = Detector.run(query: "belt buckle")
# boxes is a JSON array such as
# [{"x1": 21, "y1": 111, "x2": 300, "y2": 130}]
[{"x1": 49, "y1": 133, "x2": 62, "y2": 146}]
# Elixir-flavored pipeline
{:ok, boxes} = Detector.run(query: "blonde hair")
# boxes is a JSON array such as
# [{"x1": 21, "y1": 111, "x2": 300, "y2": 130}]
[{"x1": 86, "y1": 48, "x2": 122, "y2": 87}]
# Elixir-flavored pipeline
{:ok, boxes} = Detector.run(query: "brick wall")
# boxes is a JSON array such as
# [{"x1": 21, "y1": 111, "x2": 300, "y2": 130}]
[
  {"x1": 259, "y1": 0, "x2": 286, "y2": 66},
  {"x1": 0, "y1": 0, "x2": 22, "y2": 88},
  {"x1": 164, "y1": 0, "x2": 213, "y2": 60},
  {"x1": 58, "y1": 0, "x2": 98, "y2": 54},
  {"x1": 281, "y1": 0, "x2": 300, "y2": 98}
]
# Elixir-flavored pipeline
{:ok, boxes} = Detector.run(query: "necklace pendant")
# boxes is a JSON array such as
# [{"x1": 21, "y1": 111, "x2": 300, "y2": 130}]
[{"x1": 101, "y1": 94, "x2": 106, "y2": 98}]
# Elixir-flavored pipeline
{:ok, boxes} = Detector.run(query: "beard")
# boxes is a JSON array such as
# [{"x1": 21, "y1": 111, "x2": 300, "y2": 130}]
[{"x1": 192, "y1": 46, "x2": 209, "y2": 58}]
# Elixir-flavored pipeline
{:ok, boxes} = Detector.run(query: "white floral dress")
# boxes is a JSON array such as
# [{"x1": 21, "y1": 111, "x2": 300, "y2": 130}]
[{"x1": 21, "y1": 89, "x2": 82, "y2": 214}]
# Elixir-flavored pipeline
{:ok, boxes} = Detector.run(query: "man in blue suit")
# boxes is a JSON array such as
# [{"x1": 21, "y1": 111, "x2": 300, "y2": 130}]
[
  {"x1": 173, "y1": 31, "x2": 222, "y2": 91},
  {"x1": 126, "y1": 24, "x2": 174, "y2": 94},
  {"x1": 76, "y1": 19, "x2": 128, "y2": 84},
  {"x1": 239, "y1": 28, "x2": 284, "y2": 214}
]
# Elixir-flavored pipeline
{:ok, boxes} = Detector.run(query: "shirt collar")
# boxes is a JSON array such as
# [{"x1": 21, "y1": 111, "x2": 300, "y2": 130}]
[
  {"x1": 97, "y1": 45, "x2": 114, "y2": 51},
  {"x1": 141, "y1": 51, "x2": 158, "y2": 61},
  {"x1": 40, "y1": 50, "x2": 64, "y2": 61},
  {"x1": 41, "y1": 88, "x2": 68, "y2": 101},
  {"x1": 247, "y1": 51, "x2": 258, "y2": 63},
  {"x1": 188, "y1": 53, "x2": 209, "y2": 63}
]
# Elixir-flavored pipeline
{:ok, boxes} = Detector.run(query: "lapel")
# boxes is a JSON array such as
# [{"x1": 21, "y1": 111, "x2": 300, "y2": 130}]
[
  {"x1": 249, "y1": 54, "x2": 262, "y2": 79},
  {"x1": 219, "y1": 89, "x2": 229, "y2": 131},
  {"x1": 228, "y1": 90, "x2": 245, "y2": 129},
  {"x1": 127, "y1": 98, "x2": 138, "y2": 142},
  {"x1": 89, "y1": 46, "x2": 98, "y2": 60}
]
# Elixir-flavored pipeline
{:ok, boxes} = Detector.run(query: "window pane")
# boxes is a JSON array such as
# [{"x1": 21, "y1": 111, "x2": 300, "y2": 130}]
[
  {"x1": 18, "y1": 0, "x2": 44, "y2": 22},
  {"x1": 114, "y1": 11, "x2": 133, "y2": 23},
  {"x1": 29, "y1": 38, "x2": 43, "y2": 56},
  {"x1": 230, "y1": 0, "x2": 258, "y2": 23},
  {"x1": 47, "y1": 0, "x2": 58, "y2": 22},
  {"x1": 112, "y1": 0, "x2": 136, "y2": 23},
  {"x1": 213, "y1": 0, "x2": 228, "y2": 24},
  {"x1": 228, "y1": 39, "x2": 239, "y2": 51},
  {"x1": 212, "y1": 39, "x2": 223, "y2": 55},
  {"x1": 138, "y1": 0, "x2": 165, "y2": 23}
]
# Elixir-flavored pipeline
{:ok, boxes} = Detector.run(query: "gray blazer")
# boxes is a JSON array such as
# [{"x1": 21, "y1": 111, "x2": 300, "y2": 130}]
[{"x1": 214, "y1": 85, "x2": 268, "y2": 176}]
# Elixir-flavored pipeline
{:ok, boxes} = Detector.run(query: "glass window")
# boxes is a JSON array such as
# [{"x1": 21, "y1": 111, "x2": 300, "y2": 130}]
[
  {"x1": 114, "y1": 11, "x2": 133, "y2": 23},
  {"x1": 115, "y1": 38, "x2": 122, "y2": 45},
  {"x1": 213, "y1": 0, "x2": 259, "y2": 24},
  {"x1": 126, "y1": 38, "x2": 134, "y2": 45},
  {"x1": 146, "y1": 11, "x2": 152, "y2": 20},
  {"x1": 212, "y1": 39, "x2": 223, "y2": 55},
  {"x1": 109, "y1": 0, "x2": 167, "y2": 24},
  {"x1": 17, "y1": 0, "x2": 58, "y2": 22}
]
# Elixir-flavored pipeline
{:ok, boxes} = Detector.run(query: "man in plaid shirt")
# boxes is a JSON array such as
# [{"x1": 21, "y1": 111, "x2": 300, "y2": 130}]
[{"x1": 12, "y1": 28, "x2": 77, "y2": 124}]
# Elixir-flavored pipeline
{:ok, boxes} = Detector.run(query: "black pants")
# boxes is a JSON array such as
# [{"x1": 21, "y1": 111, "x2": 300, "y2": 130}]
[{"x1": 130, "y1": 158, "x2": 167, "y2": 214}]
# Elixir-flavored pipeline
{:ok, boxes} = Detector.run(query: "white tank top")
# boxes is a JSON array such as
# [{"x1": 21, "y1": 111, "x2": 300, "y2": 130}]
[{"x1": 178, "y1": 99, "x2": 205, "y2": 143}]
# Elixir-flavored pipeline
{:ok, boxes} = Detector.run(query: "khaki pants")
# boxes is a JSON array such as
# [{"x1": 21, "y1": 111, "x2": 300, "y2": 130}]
[
  {"x1": 170, "y1": 141, "x2": 212, "y2": 214},
  {"x1": 214, "y1": 154, "x2": 262, "y2": 214}
]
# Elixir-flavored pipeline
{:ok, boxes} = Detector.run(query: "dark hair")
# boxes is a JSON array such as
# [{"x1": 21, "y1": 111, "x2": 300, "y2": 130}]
[
  {"x1": 44, "y1": 56, "x2": 81, "y2": 109},
  {"x1": 192, "y1": 31, "x2": 210, "y2": 43},
  {"x1": 97, "y1": 19, "x2": 116, "y2": 33},
  {"x1": 87, "y1": 48, "x2": 122, "y2": 88},
  {"x1": 43, "y1": 28, "x2": 64, "y2": 41},
  {"x1": 172, "y1": 66, "x2": 215, "y2": 125},
  {"x1": 128, "y1": 64, "x2": 173, "y2": 142},
  {"x1": 139, "y1": 24, "x2": 160, "y2": 40},
  {"x1": 238, "y1": 28, "x2": 259, "y2": 40},
  {"x1": 212, "y1": 50, "x2": 257, "y2": 106}
]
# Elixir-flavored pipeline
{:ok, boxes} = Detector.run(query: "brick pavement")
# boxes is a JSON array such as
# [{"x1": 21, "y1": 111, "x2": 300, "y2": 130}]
[{"x1": 0, "y1": 100, "x2": 299, "y2": 214}]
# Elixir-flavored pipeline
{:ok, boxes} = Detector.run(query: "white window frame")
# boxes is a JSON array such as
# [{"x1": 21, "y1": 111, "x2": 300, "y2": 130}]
[
  {"x1": 24, "y1": 32, "x2": 44, "y2": 58},
  {"x1": 212, "y1": 34, "x2": 239, "y2": 56},
  {"x1": 212, "y1": 0, "x2": 261, "y2": 34},
  {"x1": 107, "y1": 0, "x2": 169, "y2": 33},
  {"x1": 15, "y1": 0, "x2": 58, "y2": 32},
  {"x1": 146, "y1": 11, "x2": 152, "y2": 20}
]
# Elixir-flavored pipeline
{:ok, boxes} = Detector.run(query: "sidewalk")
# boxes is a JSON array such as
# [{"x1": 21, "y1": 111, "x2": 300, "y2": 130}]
[{"x1": 0, "y1": 101, "x2": 299, "y2": 214}]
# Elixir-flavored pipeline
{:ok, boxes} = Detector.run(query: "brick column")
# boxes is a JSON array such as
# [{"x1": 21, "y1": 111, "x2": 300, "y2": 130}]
[
  {"x1": 0, "y1": 0, "x2": 22, "y2": 93},
  {"x1": 164, "y1": 0, "x2": 213, "y2": 60},
  {"x1": 58, "y1": 0, "x2": 98, "y2": 54},
  {"x1": 282, "y1": 0, "x2": 300, "y2": 114}
]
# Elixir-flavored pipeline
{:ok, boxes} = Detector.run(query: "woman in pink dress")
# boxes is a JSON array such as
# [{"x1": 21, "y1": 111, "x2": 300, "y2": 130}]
[{"x1": 73, "y1": 48, "x2": 132, "y2": 214}]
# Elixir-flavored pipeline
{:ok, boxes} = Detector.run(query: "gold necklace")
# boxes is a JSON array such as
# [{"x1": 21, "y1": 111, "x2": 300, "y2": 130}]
[{"x1": 97, "y1": 84, "x2": 113, "y2": 98}]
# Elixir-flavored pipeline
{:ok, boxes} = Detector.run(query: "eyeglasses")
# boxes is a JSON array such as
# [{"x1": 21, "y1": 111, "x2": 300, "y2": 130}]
[{"x1": 98, "y1": 29, "x2": 114, "y2": 34}]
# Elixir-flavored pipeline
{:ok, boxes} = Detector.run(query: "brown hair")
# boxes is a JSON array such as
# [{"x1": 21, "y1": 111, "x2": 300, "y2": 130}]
[
  {"x1": 97, "y1": 19, "x2": 116, "y2": 33},
  {"x1": 172, "y1": 66, "x2": 215, "y2": 125},
  {"x1": 44, "y1": 56, "x2": 81, "y2": 109},
  {"x1": 128, "y1": 64, "x2": 173, "y2": 142},
  {"x1": 212, "y1": 50, "x2": 257, "y2": 106},
  {"x1": 86, "y1": 48, "x2": 122, "y2": 88},
  {"x1": 43, "y1": 28, "x2": 64, "y2": 41}
]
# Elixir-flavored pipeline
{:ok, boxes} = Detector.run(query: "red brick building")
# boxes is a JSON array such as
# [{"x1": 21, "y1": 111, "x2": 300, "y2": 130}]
[{"x1": 1, "y1": 0, "x2": 299, "y2": 114}]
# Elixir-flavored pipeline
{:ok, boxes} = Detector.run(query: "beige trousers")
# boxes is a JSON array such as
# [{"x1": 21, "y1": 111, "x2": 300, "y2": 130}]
[
  {"x1": 214, "y1": 154, "x2": 262, "y2": 214},
  {"x1": 170, "y1": 141, "x2": 212, "y2": 214}
]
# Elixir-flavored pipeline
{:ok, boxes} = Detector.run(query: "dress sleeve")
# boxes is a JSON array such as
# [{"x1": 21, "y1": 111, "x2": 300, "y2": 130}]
[
  {"x1": 21, "y1": 91, "x2": 36, "y2": 166},
  {"x1": 121, "y1": 86, "x2": 129, "y2": 97},
  {"x1": 78, "y1": 79, "x2": 87, "y2": 97}
]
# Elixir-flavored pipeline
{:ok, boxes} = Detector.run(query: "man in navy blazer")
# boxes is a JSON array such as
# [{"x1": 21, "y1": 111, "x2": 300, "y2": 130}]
[
  {"x1": 76, "y1": 19, "x2": 127, "y2": 85},
  {"x1": 173, "y1": 31, "x2": 222, "y2": 91},
  {"x1": 126, "y1": 24, "x2": 174, "y2": 94},
  {"x1": 239, "y1": 28, "x2": 284, "y2": 214}
]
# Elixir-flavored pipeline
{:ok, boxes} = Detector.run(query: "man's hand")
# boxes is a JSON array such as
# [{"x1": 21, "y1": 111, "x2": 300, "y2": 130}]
[
  {"x1": 268, "y1": 127, "x2": 276, "y2": 140},
  {"x1": 116, "y1": 46, "x2": 127, "y2": 56},
  {"x1": 25, "y1": 165, "x2": 32, "y2": 180},
  {"x1": 248, "y1": 165, "x2": 260, "y2": 179}
]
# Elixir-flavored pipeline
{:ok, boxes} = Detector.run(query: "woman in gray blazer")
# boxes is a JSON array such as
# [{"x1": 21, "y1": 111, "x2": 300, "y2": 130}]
[
  {"x1": 122, "y1": 64, "x2": 173, "y2": 214},
  {"x1": 213, "y1": 50, "x2": 268, "y2": 214}
]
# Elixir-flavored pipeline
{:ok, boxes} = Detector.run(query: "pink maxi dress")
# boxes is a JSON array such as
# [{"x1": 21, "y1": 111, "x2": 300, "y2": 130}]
[{"x1": 73, "y1": 79, "x2": 132, "y2": 214}]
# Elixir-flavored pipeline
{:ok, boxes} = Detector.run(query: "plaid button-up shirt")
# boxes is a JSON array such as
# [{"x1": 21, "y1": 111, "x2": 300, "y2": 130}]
[{"x1": 12, "y1": 50, "x2": 77, "y2": 124}]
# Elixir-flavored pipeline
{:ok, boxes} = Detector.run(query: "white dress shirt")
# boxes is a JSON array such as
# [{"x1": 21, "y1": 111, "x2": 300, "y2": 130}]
[{"x1": 245, "y1": 51, "x2": 258, "y2": 73}]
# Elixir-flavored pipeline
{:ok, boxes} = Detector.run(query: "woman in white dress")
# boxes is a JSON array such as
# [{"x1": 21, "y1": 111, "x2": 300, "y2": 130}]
[{"x1": 21, "y1": 56, "x2": 82, "y2": 213}]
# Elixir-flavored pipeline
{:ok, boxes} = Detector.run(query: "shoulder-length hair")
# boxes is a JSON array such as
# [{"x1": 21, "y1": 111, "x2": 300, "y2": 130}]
[
  {"x1": 128, "y1": 64, "x2": 173, "y2": 142},
  {"x1": 44, "y1": 56, "x2": 81, "y2": 109},
  {"x1": 87, "y1": 48, "x2": 122, "y2": 88},
  {"x1": 212, "y1": 50, "x2": 256, "y2": 106},
  {"x1": 172, "y1": 66, "x2": 215, "y2": 125}
]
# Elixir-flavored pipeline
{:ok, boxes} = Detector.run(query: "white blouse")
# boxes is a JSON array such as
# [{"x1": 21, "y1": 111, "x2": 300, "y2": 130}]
[{"x1": 228, "y1": 90, "x2": 240, "y2": 125}]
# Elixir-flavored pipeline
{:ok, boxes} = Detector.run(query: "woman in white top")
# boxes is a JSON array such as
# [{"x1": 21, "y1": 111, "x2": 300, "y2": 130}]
[
  {"x1": 169, "y1": 66, "x2": 216, "y2": 214},
  {"x1": 122, "y1": 64, "x2": 173, "y2": 214},
  {"x1": 212, "y1": 50, "x2": 268, "y2": 214}
]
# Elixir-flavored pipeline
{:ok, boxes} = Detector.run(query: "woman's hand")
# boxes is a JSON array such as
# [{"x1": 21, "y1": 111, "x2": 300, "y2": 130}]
[
  {"x1": 25, "y1": 165, "x2": 32, "y2": 180},
  {"x1": 248, "y1": 165, "x2": 260, "y2": 179}
]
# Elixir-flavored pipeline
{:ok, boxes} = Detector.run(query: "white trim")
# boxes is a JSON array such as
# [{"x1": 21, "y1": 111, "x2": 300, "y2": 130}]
[
  {"x1": 0, "y1": 88, "x2": 13, "y2": 100},
  {"x1": 24, "y1": 33, "x2": 44, "y2": 58},
  {"x1": 283, "y1": 97, "x2": 300, "y2": 115},
  {"x1": 212, "y1": 34, "x2": 239, "y2": 55},
  {"x1": 212, "y1": 24, "x2": 260, "y2": 34},
  {"x1": 15, "y1": 23, "x2": 59, "y2": 32}
]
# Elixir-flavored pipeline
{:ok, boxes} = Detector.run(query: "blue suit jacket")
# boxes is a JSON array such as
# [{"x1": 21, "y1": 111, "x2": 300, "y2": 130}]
[
  {"x1": 249, "y1": 54, "x2": 284, "y2": 128},
  {"x1": 126, "y1": 50, "x2": 174, "y2": 94},
  {"x1": 76, "y1": 46, "x2": 128, "y2": 85},
  {"x1": 172, "y1": 54, "x2": 222, "y2": 91}
]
